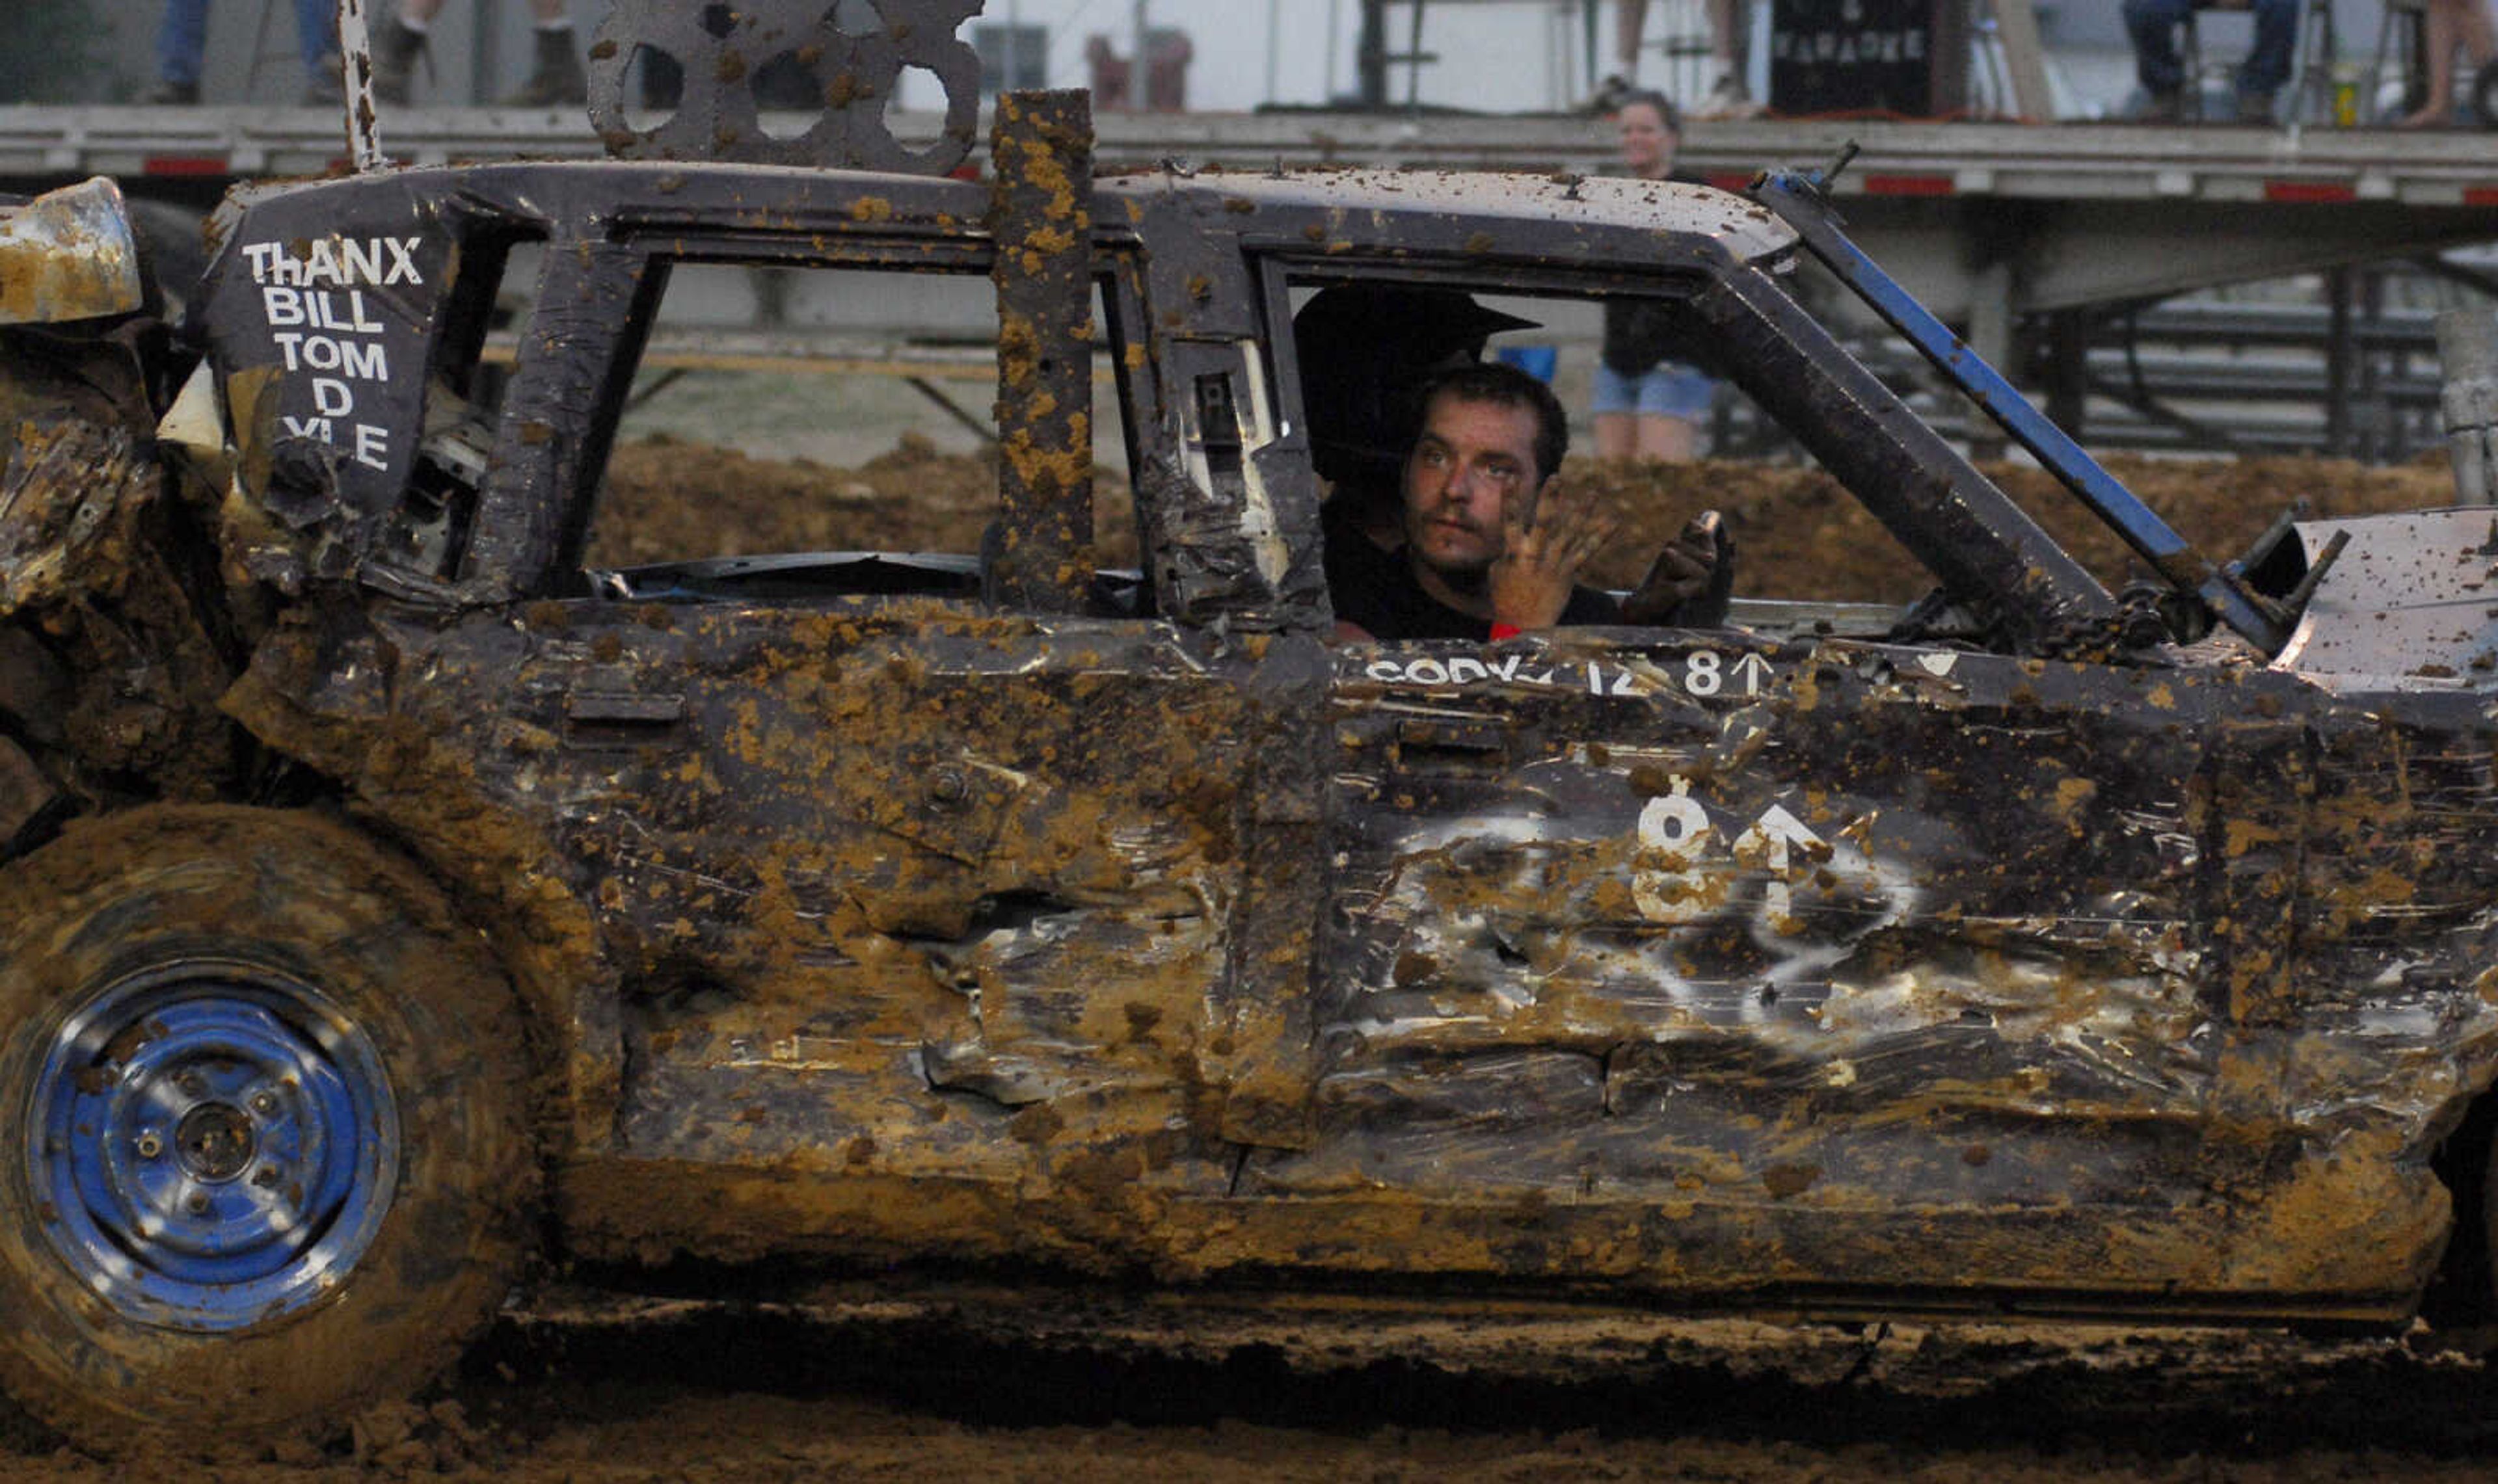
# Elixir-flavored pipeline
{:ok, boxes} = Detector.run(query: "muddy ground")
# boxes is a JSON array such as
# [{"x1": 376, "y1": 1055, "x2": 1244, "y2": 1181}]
[
  {"x1": 7, "y1": 1289, "x2": 2498, "y2": 1481},
  {"x1": 10, "y1": 442, "x2": 2495, "y2": 1481}
]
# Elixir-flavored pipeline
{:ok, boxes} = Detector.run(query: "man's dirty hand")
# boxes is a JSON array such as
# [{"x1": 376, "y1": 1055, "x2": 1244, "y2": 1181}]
[
  {"x1": 1622, "y1": 509, "x2": 1735, "y2": 627},
  {"x1": 1491, "y1": 480, "x2": 1617, "y2": 630}
]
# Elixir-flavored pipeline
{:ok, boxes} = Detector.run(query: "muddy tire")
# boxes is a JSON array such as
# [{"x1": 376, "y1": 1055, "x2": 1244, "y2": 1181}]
[{"x1": 0, "y1": 806, "x2": 534, "y2": 1454}]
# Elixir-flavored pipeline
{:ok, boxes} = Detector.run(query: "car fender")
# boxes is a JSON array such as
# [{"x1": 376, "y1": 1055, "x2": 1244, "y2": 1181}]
[
  {"x1": 0, "y1": 178, "x2": 148, "y2": 326},
  {"x1": 0, "y1": 246, "x2": 239, "y2": 830}
]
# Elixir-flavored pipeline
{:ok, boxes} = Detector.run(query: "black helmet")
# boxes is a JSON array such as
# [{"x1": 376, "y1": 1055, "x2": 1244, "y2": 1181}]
[{"x1": 1292, "y1": 285, "x2": 1537, "y2": 490}]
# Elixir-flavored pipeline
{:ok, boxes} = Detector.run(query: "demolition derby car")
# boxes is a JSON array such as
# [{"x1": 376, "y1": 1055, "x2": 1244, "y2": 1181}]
[{"x1": 4, "y1": 88, "x2": 2498, "y2": 1451}]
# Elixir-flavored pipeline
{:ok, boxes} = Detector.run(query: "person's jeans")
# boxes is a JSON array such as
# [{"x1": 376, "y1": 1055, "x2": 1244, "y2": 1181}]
[
  {"x1": 291, "y1": 0, "x2": 338, "y2": 69},
  {"x1": 2121, "y1": 0, "x2": 2298, "y2": 99},
  {"x1": 155, "y1": 0, "x2": 339, "y2": 84},
  {"x1": 155, "y1": 0, "x2": 209, "y2": 85}
]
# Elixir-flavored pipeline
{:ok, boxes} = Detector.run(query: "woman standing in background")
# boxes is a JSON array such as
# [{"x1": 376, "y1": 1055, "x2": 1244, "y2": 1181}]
[{"x1": 1592, "y1": 90, "x2": 1717, "y2": 462}]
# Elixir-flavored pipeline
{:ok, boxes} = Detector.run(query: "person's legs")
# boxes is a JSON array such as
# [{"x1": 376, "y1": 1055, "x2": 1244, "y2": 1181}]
[
  {"x1": 2233, "y1": 0, "x2": 2297, "y2": 103},
  {"x1": 1594, "y1": 413, "x2": 1639, "y2": 459},
  {"x1": 505, "y1": 0, "x2": 587, "y2": 107},
  {"x1": 2396, "y1": 0, "x2": 2492, "y2": 124},
  {"x1": 1635, "y1": 363, "x2": 1712, "y2": 461},
  {"x1": 2121, "y1": 0, "x2": 2190, "y2": 97},
  {"x1": 1633, "y1": 414, "x2": 1699, "y2": 462},
  {"x1": 2465, "y1": 0, "x2": 2498, "y2": 65},
  {"x1": 154, "y1": 0, "x2": 211, "y2": 89},
  {"x1": 1700, "y1": 0, "x2": 1750, "y2": 109},
  {"x1": 1613, "y1": 0, "x2": 1645, "y2": 77},
  {"x1": 1706, "y1": 0, "x2": 1741, "y2": 68},
  {"x1": 292, "y1": 0, "x2": 336, "y2": 71},
  {"x1": 1592, "y1": 362, "x2": 1641, "y2": 459},
  {"x1": 374, "y1": 0, "x2": 448, "y2": 105},
  {"x1": 2406, "y1": 0, "x2": 2465, "y2": 120}
]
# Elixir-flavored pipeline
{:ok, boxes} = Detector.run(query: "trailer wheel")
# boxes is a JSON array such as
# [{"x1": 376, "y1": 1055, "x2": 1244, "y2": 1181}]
[{"x1": 0, "y1": 806, "x2": 534, "y2": 1455}]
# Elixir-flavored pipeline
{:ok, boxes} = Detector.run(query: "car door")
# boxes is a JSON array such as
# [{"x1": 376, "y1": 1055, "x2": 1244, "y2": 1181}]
[
  {"x1": 1233, "y1": 625, "x2": 2263, "y2": 1287},
  {"x1": 377, "y1": 224, "x2": 1329, "y2": 1254}
]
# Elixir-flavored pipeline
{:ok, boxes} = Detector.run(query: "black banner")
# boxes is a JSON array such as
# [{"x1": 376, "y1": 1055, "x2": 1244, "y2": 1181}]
[{"x1": 1767, "y1": 0, "x2": 1963, "y2": 116}]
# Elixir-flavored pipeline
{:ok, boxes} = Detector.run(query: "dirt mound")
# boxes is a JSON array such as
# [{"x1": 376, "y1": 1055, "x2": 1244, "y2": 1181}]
[
  {"x1": 603, "y1": 434, "x2": 2462, "y2": 605},
  {"x1": 1582, "y1": 451, "x2": 2460, "y2": 602},
  {"x1": 595, "y1": 433, "x2": 1006, "y2": 567}
]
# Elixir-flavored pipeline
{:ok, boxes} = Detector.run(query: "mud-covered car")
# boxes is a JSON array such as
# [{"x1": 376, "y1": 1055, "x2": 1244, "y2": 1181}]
[{"x1": 5, "y1": 95, "x2": 2498, "y2": 1453}]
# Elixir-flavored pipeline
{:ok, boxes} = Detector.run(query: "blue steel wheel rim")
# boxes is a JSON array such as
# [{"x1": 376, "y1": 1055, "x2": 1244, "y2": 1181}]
[{"x1": 25, "y1": 960, "x2": 401, "y2": 1332}]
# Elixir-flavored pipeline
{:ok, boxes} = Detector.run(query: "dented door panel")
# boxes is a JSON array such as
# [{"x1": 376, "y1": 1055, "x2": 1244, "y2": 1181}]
[{"x1": 397, "y1": 596, "x2": 1280, "y2": 1197}]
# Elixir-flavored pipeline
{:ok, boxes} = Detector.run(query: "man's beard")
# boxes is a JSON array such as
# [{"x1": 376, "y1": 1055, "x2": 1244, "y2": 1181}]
[{"x1": 1429, "y1": 557, "x2": 1491, "y2": 598}]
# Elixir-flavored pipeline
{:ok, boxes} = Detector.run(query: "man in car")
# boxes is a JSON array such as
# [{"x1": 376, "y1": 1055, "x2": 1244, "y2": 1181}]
[
  {"x1": 1332, "y1": 360, "x2": 1731, "y2": 643},
  {"x1": 1292, "y1": 285, "x2": 1538, "y2": 608}
]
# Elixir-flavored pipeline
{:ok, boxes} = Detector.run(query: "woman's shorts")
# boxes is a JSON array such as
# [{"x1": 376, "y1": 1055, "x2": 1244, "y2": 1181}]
[{"x1": 1592, "y1": 360, "x2": 1715, "y2": 419}]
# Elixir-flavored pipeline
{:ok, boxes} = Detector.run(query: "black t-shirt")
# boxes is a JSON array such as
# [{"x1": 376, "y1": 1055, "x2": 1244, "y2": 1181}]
[
  {"x1": 1334, "y1": 543, "x2": 1619, "y2": 641},
  {"x1": 1321, "y1": 486, "x2": 1406, "y2": 606},
  {"x1": 1602, "y1": 169, "x2": 1708, "y2": 378},
  {"x1": 1602, "y1": 297, "x2": 1685, "y2": 378}
]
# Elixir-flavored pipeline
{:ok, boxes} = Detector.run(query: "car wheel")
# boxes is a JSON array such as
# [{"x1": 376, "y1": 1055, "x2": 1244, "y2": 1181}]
[{"x1": 0, "y1": 806, "x2": 535, "y2": 1454}]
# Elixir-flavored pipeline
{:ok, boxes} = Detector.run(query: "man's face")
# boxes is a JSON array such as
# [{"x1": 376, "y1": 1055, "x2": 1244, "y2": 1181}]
[{"x1": 1401, "y1": 390, "x2": 1542, "y2": 579}]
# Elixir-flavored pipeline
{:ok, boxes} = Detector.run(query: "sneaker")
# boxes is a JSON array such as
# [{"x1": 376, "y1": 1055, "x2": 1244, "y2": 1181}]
[
  {"x1": 500, "y1": 27, "x2": 587, "y2": 108},
  {"x1": 144, "y1": 78, "x2": 201, "y2": 105},
  {"x1": 2139, "y1": 88, "x2": 2182, "y2": 122},
  {"x1": 2234, "y1": 89, "x2": 2277, "y2": 124},
  {"x1": 1697, "y1": 73, "x2": 1751, "y2": 118}
]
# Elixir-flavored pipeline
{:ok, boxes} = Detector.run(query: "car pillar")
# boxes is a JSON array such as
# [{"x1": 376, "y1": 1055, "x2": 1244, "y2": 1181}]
[{"x1": 985, "y1": 88, "x2": 1097, "y2": 614}]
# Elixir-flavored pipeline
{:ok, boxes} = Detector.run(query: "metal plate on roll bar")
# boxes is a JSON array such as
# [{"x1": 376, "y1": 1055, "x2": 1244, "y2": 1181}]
[
  {"x1": 2272, "y1": 507, "x2": 2498, "y2": 686},
  {"x1": 586, "y1": 0, "x2": 983, "y2": 174}
]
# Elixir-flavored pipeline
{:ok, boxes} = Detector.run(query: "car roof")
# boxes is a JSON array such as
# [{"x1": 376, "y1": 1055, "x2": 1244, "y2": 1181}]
[
  {"x1": 1107, "y1": 167, "x2": 1797, "y2": 267},
  {"x1": 215, "y1": 159, "x2": 1795, "y2": 269}
]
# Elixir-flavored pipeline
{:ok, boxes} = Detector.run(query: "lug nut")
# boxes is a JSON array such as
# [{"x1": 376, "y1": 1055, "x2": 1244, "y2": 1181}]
[
  {"x1": 250, "y1": 1091, "x2": 279, "y2": 1117},
  {"x1": 175, "y1": 1070, "x2": 205, "y2": 1096},
  {"x1": 251, "y1": 1166, "x2": 280, "y2": 1188},
  {"x1": 185, "y1": 1192, "x2": 209, "y2": 1215},
  {"x1": 135, "y1": 1133, "x2": 163, "y2": 1159}
]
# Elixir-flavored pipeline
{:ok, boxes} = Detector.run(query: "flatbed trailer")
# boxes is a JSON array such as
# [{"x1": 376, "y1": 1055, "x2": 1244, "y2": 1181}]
[
  {"x1": 7, "y1": 103, "x2": 2497, "y2": 318},
  {"x1": 9, "y1": 101, "x2": 2497, "y2": 446}
]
